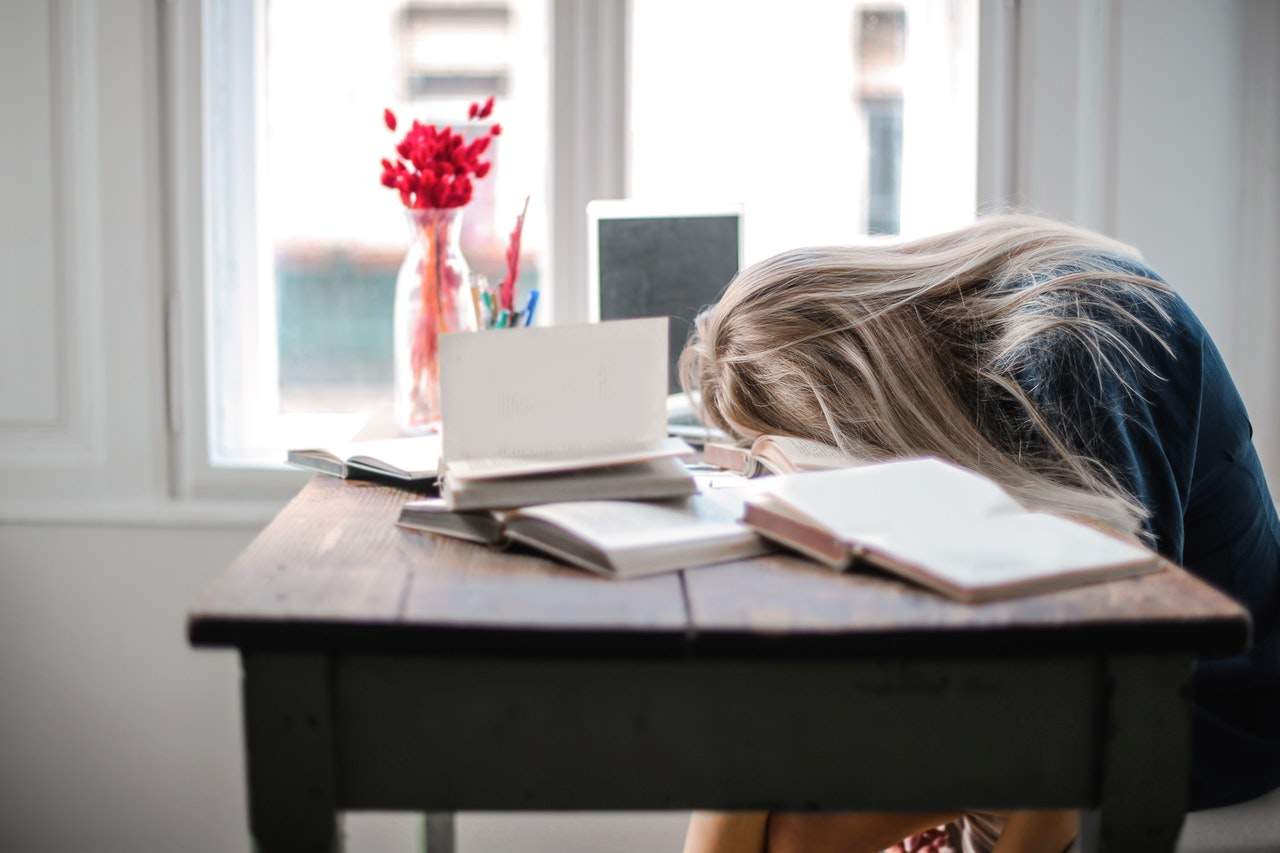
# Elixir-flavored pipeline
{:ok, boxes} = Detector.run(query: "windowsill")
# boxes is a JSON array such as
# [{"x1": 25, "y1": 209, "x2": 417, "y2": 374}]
[{"x1": 0, "y1": 496, "x2": 287, "y2": 529}]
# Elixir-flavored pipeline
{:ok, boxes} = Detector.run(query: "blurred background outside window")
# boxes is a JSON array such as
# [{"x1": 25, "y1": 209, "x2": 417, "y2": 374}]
[
  {"x1": 206, "y1": 0, "x2": 976, "y2": 464},
  {"x1": 262, "y1": 0, "x2": 548, "y2": 418},
  {"x1": 628, "y1": 0, "x2": 976, "y2": 263}
]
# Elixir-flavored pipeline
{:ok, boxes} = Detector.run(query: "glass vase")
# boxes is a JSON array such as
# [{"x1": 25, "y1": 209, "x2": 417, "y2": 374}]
[{"x1": 394, "y1": 207, "x2": 477, "y2": 434}]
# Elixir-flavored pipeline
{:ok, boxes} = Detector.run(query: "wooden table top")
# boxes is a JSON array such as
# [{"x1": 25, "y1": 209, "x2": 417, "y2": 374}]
[{"x1": 188, "y1": 477, "x2": 1250, "y2": 658}]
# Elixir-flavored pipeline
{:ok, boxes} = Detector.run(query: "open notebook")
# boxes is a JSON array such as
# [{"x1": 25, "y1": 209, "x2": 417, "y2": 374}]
[
  {"x1": 398, "y1": 487, "x2": 769, "y2": 578},
  {"x1": 704, "y1": 435, "x2": 863, "y2": 477},
  {"x1": 287, "y1": 435, "x2": 441, "y2": 484},
  {"x1": 437, "y1": 318, "x2": 695, "y2": 509},
  {"x1": 744, "y1": 458, "x2": 1161, "y2": 602}
]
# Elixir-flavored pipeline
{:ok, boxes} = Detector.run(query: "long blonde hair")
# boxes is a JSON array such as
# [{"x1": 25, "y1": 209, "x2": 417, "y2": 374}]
[{"x1": 679, "y1": 214, "x2": 1173, "y2": 534}]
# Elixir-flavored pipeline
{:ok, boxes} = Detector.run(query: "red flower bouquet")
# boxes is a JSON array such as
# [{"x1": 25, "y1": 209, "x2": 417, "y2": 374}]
[
  {"x1": 379, "y1": 97, "x2": 500, "y2": 210},
  {"x1": 379, "y1": 98, "x2": 501, "y2": 433}
]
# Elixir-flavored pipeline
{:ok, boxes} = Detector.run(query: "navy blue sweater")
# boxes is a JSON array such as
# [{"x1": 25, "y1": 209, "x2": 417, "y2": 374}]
[{"x1": 1012, "y1": 259, "x2": 1280, "y2": 810}]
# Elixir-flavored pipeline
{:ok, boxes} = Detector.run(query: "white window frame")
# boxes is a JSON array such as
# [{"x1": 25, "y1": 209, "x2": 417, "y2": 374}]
[
  {"x1": 163, "y1": 0, "x2": 627, "y2": 501},
  {"x1": 161, "y1": 0, "x2": 1010, "y2": 503},
  {"x1": 7, "y1": 0, "x2": 1274, "y2": 520}
]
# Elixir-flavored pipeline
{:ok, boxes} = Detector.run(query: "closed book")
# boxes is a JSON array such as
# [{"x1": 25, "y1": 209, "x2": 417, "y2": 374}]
[{"x1": 440, "y1": 456, "x2": 697, "y2": 511}]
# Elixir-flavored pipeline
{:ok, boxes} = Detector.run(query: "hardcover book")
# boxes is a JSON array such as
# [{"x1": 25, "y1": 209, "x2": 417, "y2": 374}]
[
  {"x1": 398, "y1": 487, "x2": 768, "y2": 578},
  {"x1": 437, "y1": 318, "x2": 695, "y2": 509}
]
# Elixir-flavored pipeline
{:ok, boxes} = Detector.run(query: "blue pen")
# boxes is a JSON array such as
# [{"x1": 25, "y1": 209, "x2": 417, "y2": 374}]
[{"x1": 522, "y1": 290, "x2": 540, "y2": 327}]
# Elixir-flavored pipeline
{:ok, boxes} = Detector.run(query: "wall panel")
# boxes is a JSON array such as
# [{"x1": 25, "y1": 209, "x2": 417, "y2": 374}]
[
  {"x1": 0, "y1": 0, "x2": 170, "y2": 510},
  {"x1": 0, "y1": 1, "x2": 63, "y2": 426}
]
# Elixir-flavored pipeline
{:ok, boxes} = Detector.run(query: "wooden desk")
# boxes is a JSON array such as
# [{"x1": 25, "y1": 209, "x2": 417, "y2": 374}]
[{"x1": 188, "y1": 477, "x2": 1249, "y2": 853}]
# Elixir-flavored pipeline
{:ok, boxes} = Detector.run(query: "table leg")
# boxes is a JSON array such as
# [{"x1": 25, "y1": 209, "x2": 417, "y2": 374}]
[
  {"x1": 243, "y1": 652, "x2": 340, "y2": 853},
  {"x1": 1079, "y1": 655, "x2": 1192, "y2": 852},
  {"x1": 425, "y1": 813, "x2": 455, "y2": 853}
]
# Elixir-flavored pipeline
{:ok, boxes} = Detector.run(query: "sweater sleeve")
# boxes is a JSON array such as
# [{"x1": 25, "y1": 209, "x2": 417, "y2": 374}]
[{"x1": 1014, "y1": 265, "x2": 1280, "y2": 809}]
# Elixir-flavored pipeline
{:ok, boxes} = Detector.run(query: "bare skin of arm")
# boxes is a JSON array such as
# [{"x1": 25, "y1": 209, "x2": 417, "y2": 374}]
[{"x1": 684, "y1": 809, "x2": 1079, "y2": 853}]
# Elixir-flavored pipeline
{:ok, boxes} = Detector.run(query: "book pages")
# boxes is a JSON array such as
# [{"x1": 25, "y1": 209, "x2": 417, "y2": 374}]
[
  {"x1": 762, "y1": 457, "x2": 1025, "y2": 540},
  {"x1": 343, "y1": 435, "x2": 442, "y2": 477},
  {"x1": 445, "y1": 436, "x2": 691, "y2": 481},
  {"x1": 511, "y1": 488, "x2": 756, "y2": 554},
  {"x1": 758, "y1": 436, "x2": 864, "y2": 473},
  {"x1": 439, "y1": 318, "x2": 668, "y2": 464},
  {"x1": 289, "y1": 435, "x2": 442, "y2": 479},
  {"x1": 441, "y1": 456, "x2": 697, "y2": 510},
  {"x1": 863, "y1": 512, "x2": 1155, "y2": 592}
]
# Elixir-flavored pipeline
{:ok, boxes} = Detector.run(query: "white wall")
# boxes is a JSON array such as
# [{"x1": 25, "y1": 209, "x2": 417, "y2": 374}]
[
  {"x1": 0, "y1": 524, "x2": 690, "y2": 852},
  {"x1": 1008, "y1": 0, "x2": 1280, "y2": 481},
  {"x1": 1109, "y1": 0, "x2": 1280, "y2": 482},
  {"x1": 0, "y1": 525, "x2": 249, "y2": 852}
]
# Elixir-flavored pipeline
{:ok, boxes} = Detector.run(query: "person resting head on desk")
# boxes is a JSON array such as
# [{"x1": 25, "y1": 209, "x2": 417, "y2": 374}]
[{"x1": 677, "y1": 214, "x2": 1280, "y2": 853}]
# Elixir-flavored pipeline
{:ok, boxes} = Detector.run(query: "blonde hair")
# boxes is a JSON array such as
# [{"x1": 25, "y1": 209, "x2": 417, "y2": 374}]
[{"x1": 680, "y1": 214, "x2": 1174, "y2": 535}]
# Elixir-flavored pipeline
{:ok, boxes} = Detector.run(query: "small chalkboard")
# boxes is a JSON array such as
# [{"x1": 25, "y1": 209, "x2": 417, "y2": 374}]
[{"x1": 589, "y1": 202, "x2": 742, "y2": 393}]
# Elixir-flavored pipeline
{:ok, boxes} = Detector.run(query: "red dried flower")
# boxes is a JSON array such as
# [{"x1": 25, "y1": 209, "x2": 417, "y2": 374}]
[
  {"x1": 498, "y1": 195, "x2": 530, "y2": 311},
  {"x1": 384, "y1": 108, "x2": 397, "y2": 131},
  {"x1": 378, "y1": 98, "x2": 500, "y2": 209},
  {"x1": 490, "y1": 123, "x2": 502, "y2": 136}
]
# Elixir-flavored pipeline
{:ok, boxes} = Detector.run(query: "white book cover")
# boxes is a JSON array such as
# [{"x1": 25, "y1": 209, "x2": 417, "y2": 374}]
[{"x1": 439, "y1": 318, "x2": 689, "y2": 480}]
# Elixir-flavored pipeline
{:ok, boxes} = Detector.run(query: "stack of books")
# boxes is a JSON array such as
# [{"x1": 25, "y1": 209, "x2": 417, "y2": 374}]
[
  {"x1": 291, "y1": 318, "x2": 771, "y2": 578},
  {"x1": 290, "y1": 318, "x2": 1162, "y2": 600}
]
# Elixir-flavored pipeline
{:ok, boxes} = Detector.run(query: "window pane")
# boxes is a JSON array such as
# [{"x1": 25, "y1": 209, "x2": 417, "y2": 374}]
[
  {"x1": 260, "y1": 0, "x2": 549, "y2": 416},
  {"x1": 628, "y1": 0, "x2": 976, "y2": 261}
]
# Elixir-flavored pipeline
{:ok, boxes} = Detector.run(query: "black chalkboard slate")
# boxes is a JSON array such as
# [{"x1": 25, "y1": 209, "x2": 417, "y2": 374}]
[{"x1": 597, "y1": 216, "x2": 740, "y2": 393}]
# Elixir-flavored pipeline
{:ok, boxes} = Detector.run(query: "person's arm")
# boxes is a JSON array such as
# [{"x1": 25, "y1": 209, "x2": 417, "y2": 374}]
[
  {"x1": 992, "y1": 810, "x2": 1078, "y2": 853},
  {"x1": 683, "y1": 812, "x2": 769, "y2": 853}
]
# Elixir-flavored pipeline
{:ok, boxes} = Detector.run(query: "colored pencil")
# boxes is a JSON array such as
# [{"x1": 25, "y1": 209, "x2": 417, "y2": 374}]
[{"x1": 523, "y1": 290, "x2": 540, "y2": 327}]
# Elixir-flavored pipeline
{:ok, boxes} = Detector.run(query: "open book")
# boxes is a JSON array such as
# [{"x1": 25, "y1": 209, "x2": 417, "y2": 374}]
[
  {"x1": 398, "y1": 488, "x2": 769, "y2": 578},
  {"x1": 287, "y1": 435, "x2": 441, "y2": 484},
  {"x1": 704, "y1": 435, "x2": 863, "y2": 477},
  {"x1": 743, "y1": 458, "x2": 1161, "y2": 602},
  {"x1": 437, "y1": 318, "x2": 695, "y2": 509}
]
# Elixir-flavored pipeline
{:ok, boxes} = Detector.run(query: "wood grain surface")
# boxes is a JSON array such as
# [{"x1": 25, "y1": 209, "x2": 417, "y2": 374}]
[
  {"x1": 188, "y1": 477, "x2": 687, "y2": 652},
  {"x1": 682, "y1": 554, "x2": 1248, "y2": 656},
  {"x1": 189, "y1": 477, "x2": 1249, "y2": 656}
]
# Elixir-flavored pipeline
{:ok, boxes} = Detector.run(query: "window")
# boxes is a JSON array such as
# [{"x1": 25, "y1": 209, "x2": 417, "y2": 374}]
[
  {"x1": 858, "y1": 8, "x2": 907, "y2": 234},
  {"x1": 200, "y1": 0, "x2": 974, "y2": 470},
  {"x1": 628, "y1": 0, "x2": 977, "y2": 261},
  {"x1": 204, "y1": 0, "x2": 549, "y2": 465}
]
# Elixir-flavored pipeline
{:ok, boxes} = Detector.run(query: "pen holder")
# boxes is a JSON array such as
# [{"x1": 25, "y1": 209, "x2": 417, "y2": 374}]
[{"x1": 393, "y1": 207, "x2": 477, "y2": 434}]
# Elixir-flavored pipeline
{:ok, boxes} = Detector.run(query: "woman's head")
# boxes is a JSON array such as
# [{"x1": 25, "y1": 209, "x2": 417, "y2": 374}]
[{"x1": 680, "y1": 214, "x2": 1171, "y2": 533}]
